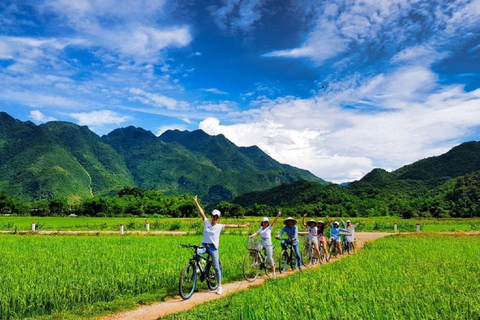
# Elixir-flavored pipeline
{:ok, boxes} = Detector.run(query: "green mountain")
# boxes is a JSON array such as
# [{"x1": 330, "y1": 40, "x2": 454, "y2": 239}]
[
  {"x1": 232, "y1": 141, "x2": 480, "y2": 218},
  {"x1": 104, "y1": 127, "x2": 325, "y2": 202},
  {"x1": 0, "y1": 112, "x2": 323, "y2": 202},
  {"x1": 0, "y1": 113, "x2": 134, "y2": 201},
  {"x1": 357, "y1": 141, "x2": 480, "y2": 184}
]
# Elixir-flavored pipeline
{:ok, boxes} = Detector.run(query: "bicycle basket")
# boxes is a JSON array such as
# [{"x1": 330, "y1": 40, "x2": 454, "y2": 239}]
[
  {"x1": 247, "y1": 238, "x2": 263, "y2": 251},
  {"x1": 196, "y1": 247, "x2": 206, "y2": 255}
]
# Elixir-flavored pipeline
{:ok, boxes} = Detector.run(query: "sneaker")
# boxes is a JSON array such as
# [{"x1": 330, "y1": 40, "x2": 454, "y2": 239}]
[
  {"x1": 326, "y1": 258, "x2": 330, "y2": 262},
  {"x1": 217, "y1": 286, "x2": 223, "y2": 295},
  {"x1": 272, "y1": 273, "x2": 277, "y2": 279},
  {"x1": 299, "y1": 266, "x2": 303, "y2": 271}
]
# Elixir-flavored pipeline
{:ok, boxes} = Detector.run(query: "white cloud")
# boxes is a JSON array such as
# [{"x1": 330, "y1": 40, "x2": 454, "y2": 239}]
[
  {"x1": 211, "y1": 0, "x2": 263, "y2": 33},
  {"x1": 69, "y1": 110, "x2": 131, "y2": 126},
  {"x1": 201, "y1": 88, "x2": 229, "y2": 95},
  {"x1": 42, "y1": 0, "x2": 191, "y2": 62},
  {"x1": 129, "y1": 88, "x2": 189, "y2": 110},
  {"x1": 199, "y1": 67, "x2": 480, "y2": 183},
  {"x1": 264, "y1": 0, "x2": 480, "y2": 65},
  {"x1": 196, "y1": 101, "x2": 236, "y2": 112},
  {"x1": 29, "y1": 110, "x2": 57, "y2": 122}
]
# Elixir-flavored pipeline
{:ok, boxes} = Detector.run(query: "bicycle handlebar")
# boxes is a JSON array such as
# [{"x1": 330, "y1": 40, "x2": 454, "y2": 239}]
[{"x1": 180, "y1": 244, "x2": 204, "y2": 249}]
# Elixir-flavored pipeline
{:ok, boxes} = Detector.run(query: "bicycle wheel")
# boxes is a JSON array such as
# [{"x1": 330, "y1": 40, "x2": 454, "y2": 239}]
[
  {"x1": 279, "y1": 250, "x2": 288, "y2": 274},
  {"x1": 346, "y1": 242, "x2": 353, "y2": 254},
  {"x1": 289, "y1": 249, "x2": 297, "y2": 270},
  {"x1": 302, "y1": 245, "x2": 311, "y2": 266},
  {"x1": 206, "y1": 261, "x2": 222, "y2": 290},
  {"x1": 179, "y1": 263, "x2": 197, "y2": 300},
  {"x1": 243, "y1": 251, "x2": 260, "y2": 282},
  {"x1": 319, "y1": 245, "x2": 326, "y2": 263},
  {"x1": 330, "y1": 241, "x2": 338, "y2": 257}
]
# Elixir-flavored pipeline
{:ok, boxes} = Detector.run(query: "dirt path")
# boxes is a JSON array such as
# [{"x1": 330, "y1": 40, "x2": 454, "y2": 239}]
[{"x1": 98, "y1": 232, "x2": 392, "y2": 320}]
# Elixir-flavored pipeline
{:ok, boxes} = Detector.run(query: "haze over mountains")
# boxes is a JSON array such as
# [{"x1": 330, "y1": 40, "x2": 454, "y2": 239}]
[{"x1": 0, "y1": 112, "x2": 323, "y2": 203}]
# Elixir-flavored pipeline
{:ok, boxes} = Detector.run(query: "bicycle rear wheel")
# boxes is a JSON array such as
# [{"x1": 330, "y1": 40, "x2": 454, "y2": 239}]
[
  {"x1": 243, "y1": 251, "x2": 260, "y2": 282},
  {"x1": 206, "y1": 261, "x2": 222, "y2": 290},
  {"x1": 289, "y1": 249, "x2": 297, "y2": 271},
  {"x1": 319, "y1": 245, "x2": 326, "y2": 263},
  {"x1": 279, "y1": 250, "x2": 288, "y2": 274},
  {"x1": 179, "y1": 263, "x2": 197, "y2": 300}
]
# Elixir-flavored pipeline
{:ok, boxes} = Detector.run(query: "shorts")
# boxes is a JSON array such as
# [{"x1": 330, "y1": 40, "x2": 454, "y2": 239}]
[
  {"x1": 329, "y1": 237, "x2": 340, "y2": 243},
  {"x1": 308, "y1": 236, "x2": 319, "y2": 246},
  {"x1": 263, "y1": 244, "x2": 275, "y2": 267},
  {"x1": 318, "y1": 235, "x2": 326, "y2": 242}
]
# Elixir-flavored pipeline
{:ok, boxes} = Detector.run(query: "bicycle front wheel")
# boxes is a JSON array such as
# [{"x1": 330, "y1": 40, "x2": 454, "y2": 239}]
[
  {"x1": 179, "y1": 263, "x2": 197, "y2": 300},
  {"x1": 243, "y1": 251, "x2": 260, "y2": 282},
  {"x1": 279, "y1": 250, "x2": 288, "y2": 274},
  {"x1": 302, "y1": 245, "x2": 312, "y2": 266}
]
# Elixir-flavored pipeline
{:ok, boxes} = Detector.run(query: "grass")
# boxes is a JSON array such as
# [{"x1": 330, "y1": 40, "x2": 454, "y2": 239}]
[
  {"x1": 0, "y1": 234, "x2": 250, "y2": 320},
  {"x1": 165, "y1": 235, "x2": 480, "y2": 320},
  {"x1": 1, "y1": 216, "x2": 480, "y2": 233}
]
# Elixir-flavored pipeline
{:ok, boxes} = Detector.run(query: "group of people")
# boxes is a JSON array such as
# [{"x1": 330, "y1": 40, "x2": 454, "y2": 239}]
[{"x1": 193, "y1": 196, "x2": 358, "y2": 295}]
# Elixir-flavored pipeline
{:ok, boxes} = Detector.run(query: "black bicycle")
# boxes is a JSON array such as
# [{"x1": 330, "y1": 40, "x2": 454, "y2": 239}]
[
  {"x1": 179, "y1": 244, "x2": 221, "y2": 300},
  {"x1": 278, "y1": 238, "x2": 298, "y2": 273},
  {"x1": 243, "y1": 238, "x2": 274, "y2": 282}
]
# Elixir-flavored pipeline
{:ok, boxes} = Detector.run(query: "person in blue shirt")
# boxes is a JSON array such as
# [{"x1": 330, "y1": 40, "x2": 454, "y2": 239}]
[
  {"x1": 327, "y1": 216, "x2": 346, "y2": 261},
  {"x1": 275, "y1": 216, "x2": 303, "y2": 270}
]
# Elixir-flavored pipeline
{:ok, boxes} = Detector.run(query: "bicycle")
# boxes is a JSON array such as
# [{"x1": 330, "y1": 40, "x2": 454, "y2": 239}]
[
  {"x1": 277, "y1": 238, "x2": 298, "y2": 273},
  {"x1": 329, "y1": 238, "x2": 341, "y2": 258},
  {"x1": 178, "y1": 244, "x2": 222, "y2": 300},
  {"x1": 319, "y1": 240, "x2": 327, "y2": 262},
  {"x1": 243, "y1": 238, "x2": 275, "y2": 282},
  {"x1": 342, "y1": 234, "x2": 354, "y2": 255},
  {"x1": 301, "y1": 236, "x2": 319, "y2": 266}
]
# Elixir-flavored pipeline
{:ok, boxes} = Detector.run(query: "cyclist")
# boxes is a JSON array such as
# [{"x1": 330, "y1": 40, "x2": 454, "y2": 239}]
[
  {"x1": 301, "y1": 213, "x2": 323, "y2": 264},
  {"x1": 275, "y1": 216, "x2": 303, "y2": 271},
  {"x1": 316, "y1": 218, "x2": 331, "y2": 261},
  {"x1": 326, "y1": 217, "x2": 346, "y2": 261},
  {"x1": 342, "y1": 219, "x2": 359, "y2": 252},
  {"x1": 193, "y1": 195, "x2": 249, "y2": 295},
  {"x1": 248, "y1": 210, "x2": 282, "y2": 278}
]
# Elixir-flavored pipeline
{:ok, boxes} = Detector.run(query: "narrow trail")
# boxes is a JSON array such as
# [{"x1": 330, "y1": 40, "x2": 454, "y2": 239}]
[{"x1": 98, "y1": 232, "x2": 392, "y2": 320}]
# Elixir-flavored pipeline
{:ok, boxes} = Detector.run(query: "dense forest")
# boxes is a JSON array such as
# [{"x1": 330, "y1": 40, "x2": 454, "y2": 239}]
[{"x1": 1, "y1": 169, "x2": 479, "y2": 218}]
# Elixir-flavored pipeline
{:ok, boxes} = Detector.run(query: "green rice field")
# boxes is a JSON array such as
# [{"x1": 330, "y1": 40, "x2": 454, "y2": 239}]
[{"x1": 166, "y1": 235, "x2": 480, "y2": 320}]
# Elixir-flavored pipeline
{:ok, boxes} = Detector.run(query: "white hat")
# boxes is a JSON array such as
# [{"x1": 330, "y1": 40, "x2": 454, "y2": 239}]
[
  {"x1": 334, "y1": 221, "x2": 339, "y2": 225},
  {"x1": 211, "y1": 209, "x2": 221, "y2": 217},
  {"x1": 346, "y1": 220, "x2": 351, "y2": 223},
  {"x1": 261, "y1": 217, "x2": 269, "y2": 223}
]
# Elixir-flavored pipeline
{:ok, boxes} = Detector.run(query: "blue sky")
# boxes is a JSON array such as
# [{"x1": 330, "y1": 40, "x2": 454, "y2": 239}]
[{"x1": 1, "y1": 0, "x2": 480, "y2": 183}]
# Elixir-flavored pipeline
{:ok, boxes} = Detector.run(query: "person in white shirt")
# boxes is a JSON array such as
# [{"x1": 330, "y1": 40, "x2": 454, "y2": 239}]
[
  {"x1": 301, "y1": 213, "x2": 323, "y2": 264},
  {"x1": 193, "y1": 195, "x2": 249, "y2": 295},
  {"x1": 342, "y1": 219, "x2": 359, "y2": 252},
  {"x1": 248, "y1": 210, "x2": 282, "y2": 278}
]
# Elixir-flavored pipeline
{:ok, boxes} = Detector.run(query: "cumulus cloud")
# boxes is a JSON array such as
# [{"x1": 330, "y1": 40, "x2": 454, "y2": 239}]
[
  {"x1": 29, "y1": 110, "x2": 57, "y2": 122},
  {"x1": 42, "y1": 0, "x2": 191, "y2": 62},
  {"x1": 69, "y1": 110, "x2": 131, "y2": 126},
  {"x1": 264, "y1": 0, "x2": 480, "y2": 66},
  {"x1": 199, "y1": 66, "x2": 480, "y2": 183}
]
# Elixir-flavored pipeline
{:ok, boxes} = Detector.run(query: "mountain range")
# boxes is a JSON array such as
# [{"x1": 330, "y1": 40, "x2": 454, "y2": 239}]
[{"x1": 0, "y1": 112, "x2": 323, "y2": 202}]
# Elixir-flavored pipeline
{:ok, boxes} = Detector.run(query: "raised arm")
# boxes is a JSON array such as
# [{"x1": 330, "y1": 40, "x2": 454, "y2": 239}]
[
  {"x1": 302, "y1": 213, "x2": 307, "y2": 228},
  {"x1": 248, "y1": 231, "x2": 259, "y2": 238},
  {"x1": 270, "y1": 210, "x2": 282, "y2": 228},
  {"x1": 341, "y1": 219, "x2": 347, "y2": 228},
  {"x1": 193, "y1": 195, "x2": 207, "y2": 221},
  {"x1": 325, "y1": 216, "x2": 331, "y2": 228}
]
